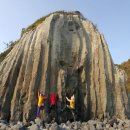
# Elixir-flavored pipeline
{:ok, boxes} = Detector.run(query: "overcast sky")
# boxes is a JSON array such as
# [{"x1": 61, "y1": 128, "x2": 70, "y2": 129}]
[{"x1": 0, "y1": 0, "x2": 130, "y2": 64}]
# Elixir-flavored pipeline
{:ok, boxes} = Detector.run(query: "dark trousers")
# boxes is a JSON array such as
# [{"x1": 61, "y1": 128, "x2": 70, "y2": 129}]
[
  {"x1": 37, "y1": 106, "x2": 44, "y2": 117},
  {"x1": 67, "y1": 105, "x2": 76, "y2": 121}
]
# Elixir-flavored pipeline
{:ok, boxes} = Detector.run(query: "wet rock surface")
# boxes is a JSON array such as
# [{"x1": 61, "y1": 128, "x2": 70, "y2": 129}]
[{"x1": 0, "y1": 118, "x2": 130, "y2": 130}]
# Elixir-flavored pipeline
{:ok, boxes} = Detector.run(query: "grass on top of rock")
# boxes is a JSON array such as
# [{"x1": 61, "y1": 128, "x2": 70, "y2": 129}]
[
  {"x1": 21, "y1": 11, "x2": 85, "y2": 36},
  {"x1": 21, "y1": 15, "x2": 50, "y2": 36},
  {"x1": 116, "y1": 58, "x2": 130, "y2": 92}
]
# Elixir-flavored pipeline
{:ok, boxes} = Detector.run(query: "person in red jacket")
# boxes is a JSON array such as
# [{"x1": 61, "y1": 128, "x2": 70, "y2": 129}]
[
  {"x1": 50, "y1": 93, "x2": 57, "y2": 106},
  {"x1": 49, "y1": 93, "x2": 58, "y2": 121}
]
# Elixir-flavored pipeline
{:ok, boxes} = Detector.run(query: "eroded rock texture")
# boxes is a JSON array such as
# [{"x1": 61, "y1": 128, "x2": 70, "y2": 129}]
[{"x1": 0, "y1": 11, "x2": 130, "y2": 122}]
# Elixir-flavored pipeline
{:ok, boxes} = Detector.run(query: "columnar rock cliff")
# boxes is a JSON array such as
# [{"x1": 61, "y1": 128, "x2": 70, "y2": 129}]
[{"x1": 0, "y1": 11, "x2": 130, "y2": 122}]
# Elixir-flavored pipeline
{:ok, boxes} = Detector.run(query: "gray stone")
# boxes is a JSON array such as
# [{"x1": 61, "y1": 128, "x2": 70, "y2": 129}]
[
  {"x1": 96, "y1": 123, "x2": 103, "y2": 130},
  {"x1": 59, "y1": 123, "x2": 65, "y2": 127},
  {"x1": 113, "y1": 123, "x2": 117, "y2": 129},
  {"x1": 22, "y1": 122, "x2": 32, "y2": 128},
  {"x1": 87, "y1": 120, "x2": 97, "y2": 127},
  {"x1": 9, "y1": 121, "x2": 15, "y2": 127},
  {"x1": 0, "y1": 124, "x2": 8, "y2": 130},
  {"x1": 30, "y1": 121, "x2": 35, "y2": 125},
  {"x1": 71, "y1": 121, "x2": 81, "y2": 129},
  {"x1": 20, "y1": 126, "x2": 29, "y2": 130},
  {"x1": 35, "y1": 118, "x2": 43, "y2": 126},
  {"x1": 62, "y1": 124, "x2": 71, "y2": 130},
  {"x1": 89, "y1": 125, "x2": 96, "y2": 130},
  {"x1": 108, "y1": 127, "x2": 114, "y2": 130},
  {"x1": 103, "y1": 119, "x2": 108, "y2": 124},
  {"x1": 0, "y1": 122, "x2": 10, "y2": 130},
  {"x1": 49, "y1": 123, "x2": 60, "y2": 130},
  {"x1": 124, "y1": 128, "x2": 130, "y2": 130},
  {"x1": 0, "y1": 120, "x2": 8, "y2": 124},
  {"x1": 28, "y1": 124, "x2": 39, "y2": 130},
  {"x1": 0, "y1": 122, "x2": 6, "y2": 126},
  {"x1": 108, "y1": 118, "x2": 117, "y2": 126},
  {"x1": 17, "y1": 121, "x2": 24, "y2": 127},
  {"x1": 66, "y1": 121, "x2": 71, "y2": 126},
  {"x1": 44, "y1": 123, "x2": 51, "y2": 129},
  {"x1": 10, "y1": 124, "x2": 22, "y2": 130},
  {"x1": 105, "y1": 124, "x2": 110, "y2": 129},
  {"x1": 124, "y1": 123, "x2": 130, "y2": 128},
  {"x1": 81, "y1": 125, "x2": 89, "y2": 130}
]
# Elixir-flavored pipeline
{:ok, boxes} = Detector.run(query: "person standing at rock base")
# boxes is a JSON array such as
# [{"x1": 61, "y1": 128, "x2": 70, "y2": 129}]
[
  {"x1": 66, "y1": 95, "x2": 76, "y2": 121},
  {"x1": 49, "y1": 93, "x2": 58, "y2": 122},
  {"x1": 37, "y1": 90, "x2": 47, "y2": 118}
]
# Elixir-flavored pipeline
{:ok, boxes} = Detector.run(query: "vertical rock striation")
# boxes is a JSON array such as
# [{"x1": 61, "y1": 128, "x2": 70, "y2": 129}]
[{"x1": 0, "y1": 11, "x2": 130, "y2": 122}]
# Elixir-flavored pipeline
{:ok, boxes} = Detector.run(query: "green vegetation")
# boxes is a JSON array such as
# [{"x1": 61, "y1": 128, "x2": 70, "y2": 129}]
[
  {"x1": 93, "y1": 24, "x2": 98, "y2": 31},
  {"x1": 21, "y1": 15, "x2": 50, "y2": 36},
  {"x1": 21, "y1": 11, "x2": 84, "y2": 36},
  {"x1": 0, "y1": 11, "x2": 85, "y2": 63},
  {"x1": 1, "y1": 12, "x2": 73, "y2": 62},
  {"x1": 21, "y1": 11, "x2": 65, "y2": 36},
  {"x1": 0, "y1": 48, "x2": 12, "y2": 63},
  {"x1": 116, "y1": 58, "x2": 130, "y2": 92},
  {"x1": 0, "y1": 41, "x2": 17, "y2": 64}
]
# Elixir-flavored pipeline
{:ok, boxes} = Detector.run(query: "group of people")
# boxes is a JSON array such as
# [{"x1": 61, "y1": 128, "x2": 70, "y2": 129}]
[{"x1": 37, "y1": 90, "x2": 76, "y2": 122}]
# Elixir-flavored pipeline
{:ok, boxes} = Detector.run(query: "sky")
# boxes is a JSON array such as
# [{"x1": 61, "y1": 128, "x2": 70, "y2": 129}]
[{"x1": 0, "y1": 0, "x2": 130, "y2": 64}]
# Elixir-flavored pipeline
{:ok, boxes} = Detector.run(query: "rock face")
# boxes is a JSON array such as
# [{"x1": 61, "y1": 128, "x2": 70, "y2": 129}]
[{"x1": 0, "y1": 11, "x2": 130, "y2": 122}]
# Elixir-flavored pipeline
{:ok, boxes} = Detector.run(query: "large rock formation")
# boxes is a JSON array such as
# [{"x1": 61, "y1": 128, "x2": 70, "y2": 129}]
[{"x1": 0, "y1": 11, "x2": 130, "y2": 122}]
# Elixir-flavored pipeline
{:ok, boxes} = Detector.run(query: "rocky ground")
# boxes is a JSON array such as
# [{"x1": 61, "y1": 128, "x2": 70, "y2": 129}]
[{"x1": 0, "y1": 117, "x2": 130, "y2": 130}]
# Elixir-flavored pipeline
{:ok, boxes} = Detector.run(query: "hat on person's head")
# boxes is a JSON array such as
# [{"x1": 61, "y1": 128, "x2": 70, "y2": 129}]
[
  {"x1": 71, "y1": 95, "x2": 75, "y2": 100},
  {"x1": 40, "y1": 91, "x2": 43, "y2": 96}
]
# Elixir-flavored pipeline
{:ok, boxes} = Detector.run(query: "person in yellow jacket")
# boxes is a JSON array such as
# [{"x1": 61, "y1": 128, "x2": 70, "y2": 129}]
[
  {"x1": 66, "y1": 95, "x2": 76, "y2": 121},
  {"x1": 37, "y1": 90, "x2": 47, "y2": 117}
]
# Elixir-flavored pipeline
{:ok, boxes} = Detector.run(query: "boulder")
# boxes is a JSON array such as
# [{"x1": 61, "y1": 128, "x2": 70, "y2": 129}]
[
  {"x1": 49, "y1": 122, "x2": 60, "y2": 130},
  {"x1": 10, "y1": 124, "x2": 22, "y2": 130},
  {"x1": 28, "y1": 124, "x2": 39, "y2": 130}
]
